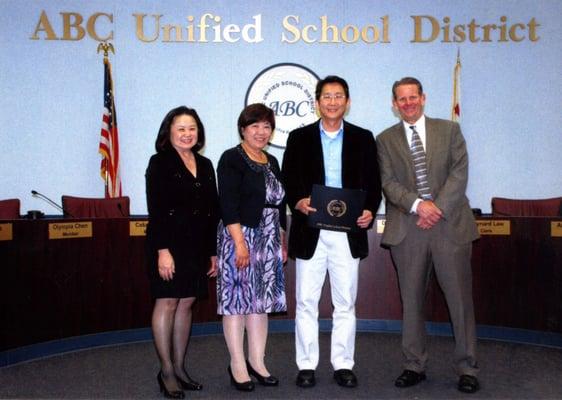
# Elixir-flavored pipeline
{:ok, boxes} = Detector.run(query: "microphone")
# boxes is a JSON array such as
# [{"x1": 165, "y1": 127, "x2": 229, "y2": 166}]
[
  {"x1": 117, "y1": 202, "x2": 126, "y2": 217},
  {"x1": 31, "y1": 190, "x2": 73, "y2": 217}
]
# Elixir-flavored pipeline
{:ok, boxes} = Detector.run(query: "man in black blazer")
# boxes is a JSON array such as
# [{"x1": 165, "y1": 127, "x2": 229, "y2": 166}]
[{"x1": 282, "y1": 76, "x2": 381, "y2": 388}]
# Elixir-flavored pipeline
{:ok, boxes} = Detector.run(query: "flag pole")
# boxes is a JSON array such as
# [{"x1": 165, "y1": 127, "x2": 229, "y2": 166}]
[
  {"x1": 451, "y1": 48, "x2": 461, "y2": 122},
  {"x1": 97, "y1": 42, "x2": 114, "y2": 195},
  {"x1": 98, "y1": 42, "x2": 117, "y2": 132},
  {"x1": 97, "y1": 41, "x2": 120, "y2": 198}
]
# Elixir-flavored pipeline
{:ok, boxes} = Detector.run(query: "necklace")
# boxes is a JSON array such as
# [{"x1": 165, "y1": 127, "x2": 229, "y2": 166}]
[{"x1": 241, "y1": 142, "x2": 267, "y2": 164}]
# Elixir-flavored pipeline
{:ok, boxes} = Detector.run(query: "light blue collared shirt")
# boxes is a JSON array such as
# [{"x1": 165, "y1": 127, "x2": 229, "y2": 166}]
[{"x1": 320, "y1": 121, "x2": 343, "y2": 189}]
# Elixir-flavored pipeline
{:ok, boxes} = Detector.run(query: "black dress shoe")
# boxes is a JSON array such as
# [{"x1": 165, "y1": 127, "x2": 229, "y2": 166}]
[
  {"x1": 458, "y1": 374, "x2": 480, "y2": 393},
  {"x1": 296, "y1": 369, "x2": 316, "y2": 388},
  {"x1": 246, "y1": 360, "x2": 279, "y2": 386},
  {"x1": 157, "y1": 372, "x2": 185, "y2": 399},
  {"x1": 227, "y1": 366, "x2": 255, "y2": 391},
  {"x1": 394, "y1": 370, "x2": 426, "y2": 388},
  {"x1": 334, "y1": 369, "x2": 357, "y2": 388},
  {"x1": 176, "y1": 373, "x2": 203, "y2": 391}
]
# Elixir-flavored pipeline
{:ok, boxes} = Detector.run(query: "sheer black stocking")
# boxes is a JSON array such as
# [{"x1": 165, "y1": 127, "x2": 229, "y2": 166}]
[
  {"x1": 152, "y1": 298, "x2": 181, "y2": 392},
  {"x1": 172, "y1": 297, "x2": 196, "y2": 382}
]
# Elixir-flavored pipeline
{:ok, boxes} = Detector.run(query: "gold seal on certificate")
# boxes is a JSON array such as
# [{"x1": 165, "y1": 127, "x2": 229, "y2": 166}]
[{"x1": 308, "y1": 184, "x2": 366, "y2": 232}]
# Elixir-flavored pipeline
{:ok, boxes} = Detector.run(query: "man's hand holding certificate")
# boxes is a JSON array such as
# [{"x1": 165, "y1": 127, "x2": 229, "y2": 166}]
[{"x1": 304, "y1": 184, "x2": 368, "y2": 232}]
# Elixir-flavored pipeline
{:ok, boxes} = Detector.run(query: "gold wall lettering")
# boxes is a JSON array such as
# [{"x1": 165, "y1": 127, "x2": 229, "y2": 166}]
[
  {"x1": 28, "y1": 10, "x2": 542, "y2": 44},
  {"x1": 282, "y1": 15, "x2": 390, "y2": 44},
  {"x1": 133, "y1": 13, "x2": 263, "y2": 43},
  {"x1": 411, "y1": 15, "x2": 540, "y2": 43},
  {"x1": 30, "y1": 10, "x2": 113, "y2": 41}
]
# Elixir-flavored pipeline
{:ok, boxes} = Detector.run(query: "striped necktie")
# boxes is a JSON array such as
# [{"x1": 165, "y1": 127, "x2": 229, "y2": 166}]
[{"x1": 409, "y1": 125, "x2": 432, "y2": 200}]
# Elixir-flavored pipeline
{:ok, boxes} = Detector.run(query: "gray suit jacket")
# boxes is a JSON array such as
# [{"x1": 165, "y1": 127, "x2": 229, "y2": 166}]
[{"x1": 376, "y1": 116, "x2": 479, "y2": 246}]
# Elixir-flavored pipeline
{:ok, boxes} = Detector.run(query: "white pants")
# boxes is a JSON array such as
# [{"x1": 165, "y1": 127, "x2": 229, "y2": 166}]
[{"x1": 295, "y1": 230, "x2": 360, "y2": 370}]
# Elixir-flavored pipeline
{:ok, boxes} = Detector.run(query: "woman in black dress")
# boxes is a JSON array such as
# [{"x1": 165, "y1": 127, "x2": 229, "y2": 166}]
[{"x1": 146, "y1": 106, "x2": 219, "y2": 399}]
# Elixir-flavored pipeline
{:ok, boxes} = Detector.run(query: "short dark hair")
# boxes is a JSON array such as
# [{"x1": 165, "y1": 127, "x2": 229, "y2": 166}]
[
  {"x1": 237, "y1": 103, "x2": 276, "y2": 139},
  {"x1": 155, "y1": 106, "x2": 206, "y2": 153},
  {"x1": 392, "y1": 77, "x2": 423, "y2": 100},
  {"x1": 315, "y1": 75, "x2": 350, "y2": 100}
]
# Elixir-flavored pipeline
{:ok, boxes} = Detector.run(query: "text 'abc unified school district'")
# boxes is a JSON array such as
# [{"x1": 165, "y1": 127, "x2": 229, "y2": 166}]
[{"x1": 31, "y1": 11, "x2": 541, "y2": 44}]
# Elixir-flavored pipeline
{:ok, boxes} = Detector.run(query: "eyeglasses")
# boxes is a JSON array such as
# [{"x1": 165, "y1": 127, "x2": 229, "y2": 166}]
[{"x1": 320, "y1": 93, "x2": 347, "y2": 101}]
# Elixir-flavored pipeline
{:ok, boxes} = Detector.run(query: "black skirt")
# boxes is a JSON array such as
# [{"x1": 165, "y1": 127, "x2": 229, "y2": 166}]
[{"x1": 146, "y1": 241, "x2": 210, "y2": 299}]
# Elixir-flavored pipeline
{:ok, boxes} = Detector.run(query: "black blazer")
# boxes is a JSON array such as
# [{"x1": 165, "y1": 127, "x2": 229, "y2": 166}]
[
  {"x1": 217, "y1": 145, "x2": 286, "y2": 230},
  {"x1": 282, "y1": 120, "x2": 382, "y2": 260},
  {"x1": 145, "y1": 149, "x2": 219, "y2": 257}
]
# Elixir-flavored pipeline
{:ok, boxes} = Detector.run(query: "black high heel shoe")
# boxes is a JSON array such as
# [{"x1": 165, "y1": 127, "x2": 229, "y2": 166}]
[
  {"x1": 157, "y1": 372, "x2": 185, "y2": 399},
  {"x1": 228, "y1": 366, "x2": 255, "y2": 391},
  {"x1": 176, "y1": 373, "x2": 203, "y2": 391},
  {"x1": 246, "y1": 360, "x2": 279, "y2": 386}
]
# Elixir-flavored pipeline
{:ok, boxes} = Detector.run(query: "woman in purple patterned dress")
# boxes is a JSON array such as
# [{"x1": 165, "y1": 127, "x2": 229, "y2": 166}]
[{"x1": 216, "y1": 104, "x2": 287, "y2": 391}]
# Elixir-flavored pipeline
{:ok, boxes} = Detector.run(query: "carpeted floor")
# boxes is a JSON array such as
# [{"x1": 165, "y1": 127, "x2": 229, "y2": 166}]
[{"x1": 1, "y1": 332, "x2": 562, "y2": 399}]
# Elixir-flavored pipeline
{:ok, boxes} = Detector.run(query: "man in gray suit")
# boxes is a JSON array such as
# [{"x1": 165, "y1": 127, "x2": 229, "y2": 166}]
[{"x1": 376, "y1": 77, "x2": 480, "y2": 393}]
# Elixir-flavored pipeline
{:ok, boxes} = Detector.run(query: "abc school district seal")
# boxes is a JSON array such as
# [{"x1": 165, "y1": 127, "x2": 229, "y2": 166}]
[{"x1": 245, "y1": 63, "x2": 319, "y2": 148}]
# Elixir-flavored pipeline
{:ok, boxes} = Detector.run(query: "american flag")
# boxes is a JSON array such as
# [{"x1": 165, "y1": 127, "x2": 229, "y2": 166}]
[
  {"x1": 451, "y1": 49, "x2": 461, "y2": 122},
  {"x1": 98, "y1": 58, "x2": 122, "y2": 198}
]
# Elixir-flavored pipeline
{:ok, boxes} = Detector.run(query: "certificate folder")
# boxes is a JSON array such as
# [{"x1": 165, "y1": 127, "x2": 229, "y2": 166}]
[{"x1": 308, "y1": 184, "x2": 366, "y2": 232}]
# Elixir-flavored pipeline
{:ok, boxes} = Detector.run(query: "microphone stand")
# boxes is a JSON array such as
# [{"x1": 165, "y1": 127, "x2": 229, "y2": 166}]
[{"x1": 31, "y1": 190, "x2": 72, "y2": 217}]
